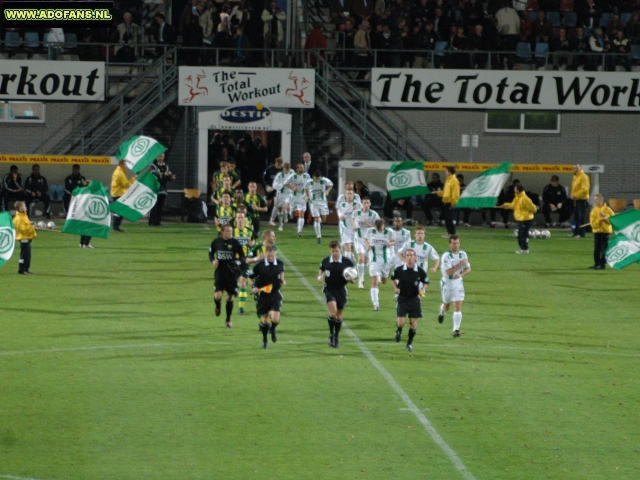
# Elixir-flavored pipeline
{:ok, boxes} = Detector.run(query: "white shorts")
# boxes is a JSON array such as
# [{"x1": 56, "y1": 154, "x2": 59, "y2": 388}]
[
  {"x1": 310, "y1": 201, "x2": 329, "y2": 218},
  {"x1": 369, "y1": 260, "x2": 393, "y2": 278},
  {"x1": 441, "y1": 279, "x2": 465, "y2": 304},
  {"x1": 276, "y1": 193, "x2": 291, "y2": 209},
  {"x1": 354, "y1": 237, "x2": 367, "y2": 255},
  {"x1": 392, "y1": 254, "x2": 405, "y2": 268},
  {"x1": 290, "y1": 197, "x2": 307, "y2": 212},
  {"x1": 341, "y1": 227, "x2": 355, "y2": 246}
]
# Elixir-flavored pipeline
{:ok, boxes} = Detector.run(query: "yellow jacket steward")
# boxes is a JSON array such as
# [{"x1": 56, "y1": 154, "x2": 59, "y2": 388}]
[
  {"x1": 503, "y1": 191, "x2": 537, "y2": 221},
  {"x1": 13, "y1": 212, "x2": 37, "y2": 241},
  {"x1": 571, "y1": 171, "x2": 590, "y2": 200},
  {"x1": 439, "y1": 175, "x2": 460, "y2": 206},
  {"x1": 590, "y1": 204, "x2": 615, "y2": 234},
  {"x1": 111, "y1": 166, "x2": 136, "y2": 198}
]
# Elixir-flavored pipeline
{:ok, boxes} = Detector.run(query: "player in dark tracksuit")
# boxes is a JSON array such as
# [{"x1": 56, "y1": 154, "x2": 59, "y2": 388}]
[
  {"x1": 250, "y1": 245, "x2": 286, "y2": 349},
  {"x1": 2, "y1": 165, "x2": 25, "y2": 212},
  {"x1": 393, "y1": 248, "x2": 428, "y2": 353},
  {"x1": 318, "y1": 240, "x2": 355, "y2": 348},
  {"x1": 148, "y1": 154, "x2": 176, "y2": 226},
  {"x1": 209, "y1": 224, "x2": 246, "y2": 328},
  {"x1": 24, "y1": 164, "x2": 51, "y2": 219}
]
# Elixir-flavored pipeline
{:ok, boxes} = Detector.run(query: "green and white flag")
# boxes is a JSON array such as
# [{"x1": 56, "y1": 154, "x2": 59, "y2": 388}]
[
  {"x1": 606, "y1": 233, "x2": 640, "y2": 269},
  {"x1": 109, "y1": 172, "x2": 160, "y2": 222},
  {"x1": 610, "y1": 209, "x2": 640, "y2": 243},
  {"x1": 0, "y1": 212, "x2": 16, "y2": 268},
  {"x1": 455, "y1": 162, "x2": 511, "y2": 209},
  {"x1": 62, "y1": 181, "x2": 111, "y2": 239},
  {"x1": 386, "y1": 161, "x2": 430, "y2": 200},
  {"x1": 116, "y1": 136, "x2": 167, "y2": 174}
]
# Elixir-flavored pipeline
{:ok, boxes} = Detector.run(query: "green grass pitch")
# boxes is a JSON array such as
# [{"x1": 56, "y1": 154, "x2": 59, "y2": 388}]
[{"x1": 1, "y1": 221, "x2": 639, "y2": 479}]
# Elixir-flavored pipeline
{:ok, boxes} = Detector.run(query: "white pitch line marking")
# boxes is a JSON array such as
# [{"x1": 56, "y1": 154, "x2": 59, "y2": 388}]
[
  {"x1": 279, "y1": 250, "x2": 476, "y2": 480},
  {"x1": 0, "y1": 342, "x2": 226, "y2": 356},
  {"x1": 0, "y1": 475, "x2": 48, "y2": 480}
]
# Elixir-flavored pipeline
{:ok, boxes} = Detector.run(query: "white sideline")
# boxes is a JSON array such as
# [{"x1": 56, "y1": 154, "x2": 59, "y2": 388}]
[
  {"x1": 0, "y1": 342, "x2": 226, "y2": 356},
  {"x1": 0, "y1": 475, "x2": 47, "y2": 480},
  {"x1": 279, "y1": 251, "x2": 476, "y2": 480}
]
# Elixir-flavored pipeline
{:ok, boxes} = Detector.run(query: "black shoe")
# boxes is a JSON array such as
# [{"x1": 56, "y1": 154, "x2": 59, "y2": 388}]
[
  {"x1": 328, "y1": 334, "x2": 334, "y2": 347},
  {"x1": 239, "y1": 308, "x2": 245, "y2": 315},
  {"x1": 262, "y1": 341, "x2": 268, "y2": 349},
  {"x1": 18, "y1": 271, "x2": 29, "y2": 275},
  {"x1": 395, "y1": 330, "x2": 401, "y2": 342},
  {"x1": 297, "y1": 232, "x2": 302, "y2": 237},
  {"x1": 406, "y1": 344, "x2": 413, "y2": 353},
  {"x1": 594, "y1": 265, "x2": 605, "y2": 270},
  {"x1": 438, "y1": 313, "x2": 444, "y2": 324},
  {"x1": 226, "y1": 321, "x2": 233, "y2": 328},
  {"x1": 333, "y1": 336, "x2": 339, "y2": 348},
  {"x1": 271, "y1": 329, "x2": 277, "y2": 343},
  {"x1": 588, "y1": 265, "x2": 597, "y2": 269},
  {"x1": 114, "y1": 227, "x2": 124, "y2": 232},
  {"x1": 215, "y1": 307, "x2": 221, "y2": 317},
  {"x1": 317, "y1": 237, "x2": 321, "y2": 244},
  {"x1": 453, "y1": 329, "x2": 460, "y2": 338}
]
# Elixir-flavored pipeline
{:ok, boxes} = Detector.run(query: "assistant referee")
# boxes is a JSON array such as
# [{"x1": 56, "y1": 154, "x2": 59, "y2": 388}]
[
  {"x1": 392, "y1": 249, "x2": 428, "y2": 353},
  {"x1": 251, "y1": 245, "x2": 286, "y2": 349}
]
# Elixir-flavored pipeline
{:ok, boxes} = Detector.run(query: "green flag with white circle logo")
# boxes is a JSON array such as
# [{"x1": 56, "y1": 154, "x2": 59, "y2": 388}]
[
  {"x1": 0, "y1": 212, "x2": 17, "y2": 268},
  {"x1": 609, "y1": 209, "x2": 640, "y2": 244},
  {"x1": 116, "y1": 136, "x2": 167, "y2": 174},
  {"x1": 606, "y1": 233, "x2": 640, "y2": 269},
  {"x1": 455, "y1": 162, "x2": 511, "y2": 209},
  {"x1": 386, "y1": 161, "x2": 430, "y2": 201},
  {"x1": 62, "y1": 181, "x2": 111, "y2": 239},
  {"x1": 108, "y1": 172, "x2": 160, "y2": 222}
]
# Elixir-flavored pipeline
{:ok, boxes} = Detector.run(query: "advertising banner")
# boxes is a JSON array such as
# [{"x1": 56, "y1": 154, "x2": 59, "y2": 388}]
[
  {"x1": 371, "y1": 69, "x2": 640, "y2": 111},
  {"x1": 179, "y1": 67, "x2": 315, "y2": 108}
]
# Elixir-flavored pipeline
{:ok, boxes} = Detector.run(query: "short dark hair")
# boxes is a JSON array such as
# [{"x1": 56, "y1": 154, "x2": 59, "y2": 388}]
[
  {"x1": 155, "y1": 13, "x2": 165, "y2": 20},
  {"x1": 551, "y1": 175, "x2": 559, "y2": 182},
  {"x1": 449, "y1": 234, "x2": 460, "y2": 243},
  {"x1": 515, "y1": 183, "x2": 525, "y2": 193},
  {"x1": 313, "y1": 169, "x2": 321, "y2": 178},
  {"x1": 446, "y1": 166, "x2": 456, "y2": 174},
  {"x1": 329, "y1": 240, "x2": 340, "y2": 249},
  {"x1": 72, "y1": 164, "x2": 80, "y2": 170},
  {"x1": 32, "y1": 164, "x2": 39, "y2": 171},
  {"x1": 266, "y1": 245, "x2": 277, "y2": 252},
  {"x1": 10, "y1": 165, "x2": 18, "y2": 172}
]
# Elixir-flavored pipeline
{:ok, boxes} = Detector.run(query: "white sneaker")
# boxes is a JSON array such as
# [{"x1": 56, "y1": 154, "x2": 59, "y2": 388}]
[
  {"x1": 358, "y1": 279, "x2": 364, "y2": 289},
  {"x1": 278, "y1": 225, "x2": 283, "y2": 231},
  {"x1": 269, "y1": 221, "x2": 276, "y2": 226},
  {"x1": 79, "y1": 244, "x2": 84, "y2": 248},
  {"x1": 515, "y1": 250, "x2": 529, "y2": 254},
  {"x1": 373, "y1": 303, "x2": 380, "y2": 311},
  {"x1": 463, "y1": 223, "x2": 471, "y2": 227},
  {"x1": 86, "y1": 244, "x2": 95, "y2": 249}
]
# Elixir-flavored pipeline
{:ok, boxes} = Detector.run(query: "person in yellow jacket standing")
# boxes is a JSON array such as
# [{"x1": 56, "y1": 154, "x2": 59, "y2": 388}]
[
  {"x1": 12, "y1": 201, "x2": 37, "y2": 274},
  {"x1": 589, "y1": 193, "x2": 615, "y2": 270},
  {"x1": 439, "y1": 166, "x2": 460, "y2": 238},
  {"x1": 498, "y1": 183, "x2": 538, "y2": 254},
  {"x1": 570, "y1": 163, "x2": 591, "y2": 238},
  {"x1": 111, "y1": 160, "x2": 137, "y2": 232}
]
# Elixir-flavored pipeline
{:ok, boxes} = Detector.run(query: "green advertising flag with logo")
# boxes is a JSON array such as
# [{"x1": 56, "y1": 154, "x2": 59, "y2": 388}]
[
  {"x1": 109, "y1": 172, "x2": 160, "y2": 222},
  {"x1": 605, "y1": 233, "x2": 640, "y2": 269},
  {"x1": 116, "y1": 136, "x2": 167, "y2": 174},
  {"x1": 610, "y1": 209, "x2": 640, "y2": 243},
  {"x1": 0, "y1": 211, "x2": 16, "y2": 268},
  {"x1": 62, "y1": 181, "x2": 111, "y2": 239},
  {"x1": 386, "y1": 161, "x2": 430, "y2": 200},
  {"x1": 455, "y1": 162, "x2": 512, "y2": 209}
]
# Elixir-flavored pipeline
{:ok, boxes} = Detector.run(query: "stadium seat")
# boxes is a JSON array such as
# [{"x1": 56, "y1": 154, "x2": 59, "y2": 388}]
[
  {"x1": 559, "y1": 0, "x2": 574, "y2": 11},
  {"x1": 4, "y1": 31, "x2": 21, "y2": 50},
  {"x1": 547, "y1": 12, "x2": 562, "y2": 27},
  {"x1": 516, "y1": 42, "x2": 533, "y2": 61},
  {"x1": 563, "y1": 12, "x2": 578, "y2": 27},
  {"x1": 620, "y1": 12, "x2": 632, "y2": 26},
  {"x1": 600, "y1": 12, "x2": 613, "y2": 27},
  {"x1": 528, "y1": 10, "x2": 539, "y2": 22},
  {"x1": 609, "y1": 199, "x2": 627, "y2": 212},
  {"x1": 24, "y1": 32, "x2": 40, "y2": 51},
  {"x1": 534, "y1": 42, "x2": 550, "y2": 65},
  {"x1": 64, "y1": 33, "x2": 78, "y2": 52},
  {"x1": 370, "y1": 191, "x2": 385, "y2": 209},
  {"x1": 631, "y1": 44, "x2": 640, "y2": 64},
  {"x1": 634, "y1": 199, "x2": 640, "y2": 210}
]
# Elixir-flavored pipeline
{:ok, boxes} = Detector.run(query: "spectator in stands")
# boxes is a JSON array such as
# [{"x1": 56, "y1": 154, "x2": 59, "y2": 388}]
[
  {"x1": 413, "y1": 21, "x2": 436, "y2": 67},
  {"x1": 551, "y1": 27, "x2": 573, "y2": 69},
  {"x1": 216, "y1": 2, "x2": 233, "y2": 61},
  {"x1": 463, "y1": 0, "x2": 485, "y2": 28},
  {"x1": 432, "y1": 7, "x2": 451, "y2": 42},
  {"x1": 354, "y1": 20, "x2": 373, "y2": 79},
  {"x1": 450, "y1": 26, "x2": 471, "y2": 68},
  {"x1": 484, "y1": 17, "x2": 501, "y2": 67},
  {"x1": 374, "y1": 0, "x2": 392, "y2": 28},
  {"x1": 233, "y1": 26, "x2": 252, "y2": 65},
  {"x1": 182, "y1": 14, "x2": 204, "y2": 65},
  {"x1": 576, "y1": 0, "x2": 600, "y2": 29},
  {"x1": 63, "y1": 165, "x2": 89, "y2": 214},
  {"x1": 24, "y1": 165, "x2": 51, "y2": 219},
  {"x1": 2, "y1": 165, "x2": 24, "y2": 212},
  {"x1": 373, "y1": 24, "x2": 396, "y2": 66},
  {"x1": 78, "y1": 28, "x2": 102, "y2": 61},
  {"x1": 612, "y1": 29, "x2": 631, "y2": 70},
  {"x1": 533, "y1": 10, "x2": 553, "y2": 45},
  {"x1": 422, "y1": 173, "x2": 444, "y2": 225},
  {"x1": 413, "y1": 0, "x2": 430, "y2": 27},
  {"x1": 198, "y1": 1, "x2": 215, "y2": 48},
  {"x1": 305, "y1": 22, "x2": 328, "y2": 67},
  {"x1": 330, "y1": 0, "x2": 354, "y2": 25},
  {"x1": 353, "y1": 0, "x2": 374, "y2": 24},
  {"x1": 341, "y1": 19, "x2": 357, "y2": 64},
  {"x1": 153, "y1": 14, "x2": 177, "y2": 57},
  {"x1": 384, "y1": 192, "x2": 414, "y2": 224},
  {"x1": 588, "y1": 28, "x2": 610, "y2": 70},
  {"x1": 262, "y1": 0, "x2": 286, "y2": 67},
  {"x1": 605, "y1": 13, "x2": 624, "y2": 38},
  {"x1": 624, "y1": 12, "x2": 640, "y2": 43},
  {"x1": 115, "y1": 12, "x2": 139, "y2": 62},
  {"x1": 390, "y1": 0, "x2": 411, "y2": 24},
  {"x1": 518, "y1": 10, "x2": 534, "y2": 47},
  {"x1": 180, "y1": 0, "x2": 201, "y2": 34},
  {"x1": 513, "y1": 0, "x2": 528, "y2": 11},
  {"x1": 230, "y1": 0, "x2": 250, "y2": 30},
  {"x1": 469, "y1": 24, "x2": 489, "y2": 68},
  {"x1": 571, "y1": 26, "x2": 589, "y2": 69},
  {"x1": 542, "y1": 175, "x2": 571, "y2": 227},
  {"x1": 496, "y1": 0, "x2": 520, "y2": 68}
]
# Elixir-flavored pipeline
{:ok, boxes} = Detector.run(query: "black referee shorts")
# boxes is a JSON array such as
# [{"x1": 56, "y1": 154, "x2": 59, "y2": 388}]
[
  {"x1": 396, "y1": 296, "x2": 422, "y2": 319},
  {"x1": 214, "y1": 270, "x2": 239, "y2": 296},
  {"x1": 256, "y1": 291, "x2": 283, "y2": 315},
  {"x1": 324, "y1": 286, "x2": 348, "y2": 310}
]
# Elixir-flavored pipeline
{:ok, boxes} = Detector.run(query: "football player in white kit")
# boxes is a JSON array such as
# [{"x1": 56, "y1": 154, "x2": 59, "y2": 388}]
[
  {"x1": 438, "y1": 235, "x2": 471, "y2": 338},
  {"x1": 364, "y1": 219, "x2": 396, "y2": 311},
  {"x1": 390, "y1": 216, "x2": 412, "y2": 268},
  {"x1": 304, "y1": 170, "x2": 334, "y2": 244},
  {"x1": 337, "y1": 187, "x2": 362, "y2": 261},
  {"x1": 271, "y1": 161, "x2": 292, "y2": 231},
  {"x1": 396, "y1": 227, "x2": 440, "y2": 295},
  {"x1": 352, "y1": 197, "x2": 380, "y2": 288},
  {"x1": 286, "y1": 163, "x2": 311, "y2": 237}
]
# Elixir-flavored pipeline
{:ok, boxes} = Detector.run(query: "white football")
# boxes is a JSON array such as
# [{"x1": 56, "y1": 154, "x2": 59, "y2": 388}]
[
  {"x1": 541, "y1": 229, "x2": 551, "y2": 239},
  {"x1": 343, "y1": 267, "x2": 358, "y2": 281},
  {"x1": 531, "y1": 229, "x2": 541, "y2": 239},
  {"x1": 513, "y1": 229, "x2": 518, "y2": 238},
  {"x1": 37, "y1": 221, "x2": 46, "y2": 229},
  {"x1": 47, "y1": 221, "x2": 56, "y2": 229},
  {"x1": 30, "y1": 221, "x2": 36, "y2": 226}
]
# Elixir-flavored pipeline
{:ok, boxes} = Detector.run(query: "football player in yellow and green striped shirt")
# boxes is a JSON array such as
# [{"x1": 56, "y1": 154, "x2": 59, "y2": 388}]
[
  {"x1": 244, "y1": 181, "x2": 268, "y2": 234},
  {"x1": 233, "y1": 211, "x2": 260, "y2": 315},
  {"x1": 215, "y1": 192, "x2": 236, "y2": 232}
]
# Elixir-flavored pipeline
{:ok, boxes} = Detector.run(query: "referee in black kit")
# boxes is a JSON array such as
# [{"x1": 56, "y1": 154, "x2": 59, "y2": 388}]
[
  {"x1": 393, "y1": 249, "x2": 428, "y2": 353},
  {"x1": 318, "y1": 240, "x2": 355, "y2": 348},
  {"x1": 251, "y1": 246, "x2": 286, "y2": 349},
  {"x1": 209, "y1": 224, "x2": 246, "y2": 328}
]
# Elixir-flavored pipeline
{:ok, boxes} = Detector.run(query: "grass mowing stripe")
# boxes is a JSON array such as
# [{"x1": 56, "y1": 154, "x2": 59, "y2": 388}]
[
  {"x1": 279, "y1": 250, "x2": 477, "y2": 480},
  {"x1": 0, "y1": 475, "x2": 48, "y2": 480}
]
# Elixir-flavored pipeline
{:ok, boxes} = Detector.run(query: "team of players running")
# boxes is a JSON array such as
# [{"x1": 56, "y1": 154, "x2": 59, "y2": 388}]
[{"x1": 209, "y1": 181, "x2": 471, "y2": 352}]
